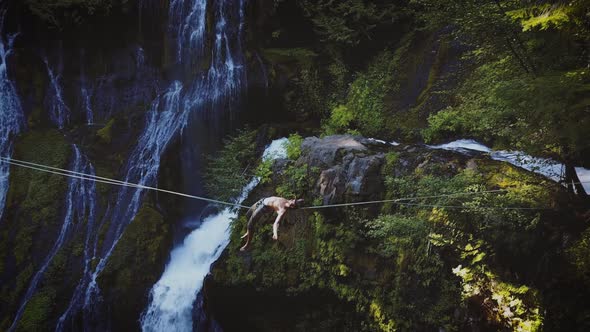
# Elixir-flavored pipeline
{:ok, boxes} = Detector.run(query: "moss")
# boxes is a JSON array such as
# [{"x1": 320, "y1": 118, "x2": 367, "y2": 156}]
[
  {"x1": 414, "y1": 37, "x2": 450, "y2": 110},
  {"x1": 7, "y1": 130, "x2": 70, "y2": 223},
  {"x1": 96, "y1": 219, "x2": 111, "y2": 251},
  {"x1": 13, "y1": 226, "x2": 35, "y2": 266},
  {"x1": 0, "y1": 130, "x2": 70, "y2": 323},
  {"x1": 96, "y1": 118, "x2": 115, "y2": 144},
  {"x1": 97, "y1": 204, "x2": 171, "y2": 330},
  {"x1": 0, "y1": 230, "x2": 7, "y2": 275},
  {"x1": 16, "y1": 288, "x2": 57, "y2": 332},
  {"x1": 4, "y1": 130, "x2": 70, "y2": 268},
  {"x1": 9, "y1": 264, "x2": 34, "y2": 308},
  {"x1": 24, "y1": 0, "x2": 128, "y2": 27},
  {"x1": 261, "y1": 48, "x2": 318, "y2": 70}
]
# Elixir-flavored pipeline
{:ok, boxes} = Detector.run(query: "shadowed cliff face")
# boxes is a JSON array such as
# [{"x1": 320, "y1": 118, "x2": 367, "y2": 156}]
[
  {"x1": 205, "y1": 134, "x2": 586, "y2": 332},
  {"x1": 0, "y1": 0, "x2": 257, "y2": 330}
]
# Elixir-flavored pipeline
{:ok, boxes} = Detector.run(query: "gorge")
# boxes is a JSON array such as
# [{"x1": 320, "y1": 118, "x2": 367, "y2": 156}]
[{"x1": 1, "y1": 0, "x2": 589, "y2": 331}]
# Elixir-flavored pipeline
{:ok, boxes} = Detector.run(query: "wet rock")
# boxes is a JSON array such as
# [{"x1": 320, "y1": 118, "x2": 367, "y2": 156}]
[
  {"x1": 298, "y1": 135, "x2": 385, "y2": 205},
  {"x1": 300, "y1": 135, "x2": 367, "y2": 168}
]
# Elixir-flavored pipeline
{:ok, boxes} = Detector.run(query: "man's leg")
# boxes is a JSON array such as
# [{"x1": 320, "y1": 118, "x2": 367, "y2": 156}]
[
  {"x1": 241, "y1": 202, "x2": 258, "y2": 239},
  {"x1": 240, "y1": 204, "x2": 264, "y2": 251}
]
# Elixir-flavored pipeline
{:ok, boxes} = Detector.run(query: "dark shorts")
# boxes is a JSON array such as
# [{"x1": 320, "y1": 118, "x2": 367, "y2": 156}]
[{"x1": 246, "y1": 198, "x2": 271, "y2": 231}]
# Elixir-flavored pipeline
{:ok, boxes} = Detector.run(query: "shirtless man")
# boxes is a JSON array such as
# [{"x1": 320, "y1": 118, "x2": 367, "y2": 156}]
[{"x1": 240, "y1": 196, "x2": 304, "y2": 251}]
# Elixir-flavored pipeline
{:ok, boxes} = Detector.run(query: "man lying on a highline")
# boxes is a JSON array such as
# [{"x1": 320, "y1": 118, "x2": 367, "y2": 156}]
[{"x1": 240, "y1": 196, "x2": 304, "y2": 251}]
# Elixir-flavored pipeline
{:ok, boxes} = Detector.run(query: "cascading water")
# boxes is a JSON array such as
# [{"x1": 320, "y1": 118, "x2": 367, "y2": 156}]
[
  {"x1": 0, "y1": 5, "x2": 23, "y2": 221},
  {"x1": 178, "y1": 0, "x2": 246, "y2": 216},
  {"x1": 169, "y1": 0, "x2": 207, "y2": 64},
  {"x1": 429, "y1": 139, "x2": 590, "y2": 194},
  {"x1": 140, "y1": 138, "x2": 289, "y2": 332},
  {"x1": 56, "y1": 81, "x2": 187, "y2": 331},
  {"x1": 10, "y1": 145, "x2": 97, "y2": 332},
  {"x1": 200, "y1": 0, "x2": 245, "y2": 114},
  {"x1": 57, "y1": 0, "x2": 247, "y2": 329},
  {"x1": 44, "y1": 54, "x2": 70, "y2": 129},
  {"x1": 80, "y1": 81, "x2": 93, "y2": 125},
  {"x1": 79, "y1": 51, "x2": 94, "y2": 125}
]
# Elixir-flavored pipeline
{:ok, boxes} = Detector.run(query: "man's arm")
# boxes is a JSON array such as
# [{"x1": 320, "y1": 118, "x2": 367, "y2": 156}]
[{"x1": 272, "y1": 209, "x2": 286, "y2": 240}]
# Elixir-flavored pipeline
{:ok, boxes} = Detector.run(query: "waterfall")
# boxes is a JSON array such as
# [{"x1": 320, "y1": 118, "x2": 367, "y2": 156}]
[
  {"x1": 10, "y1": 145, "x2": 97, "y2": 331},
  {"x1": 429, "y1": 139, "x2": 590, "y2": 194},
  {"x1": 0, "y1": 5, "x2": 23, "y2": 221},
  {"x1": 140, "y1": 138, "x2": 288, "y2": 332},
  {"x1": 55, "y1": 81, "x2": 187, "y2": 331},
  {"x1": 80, "y1": 81, "x2": 94, "y2": 125},
  {"x1": 169, "y1": 0, "x2": 207, "y2": 64},
  {"x1": 44, "y1": 54, "x2": 70, "y2": 129},
  {"x1": 196, "y1": 0, "x2": 246, "y2": 115},
  {"x1": 101, "y1": 81, "x2": 185, "y2": 256},
  {"x1": 56, "y1": 0, "x2": 247, "y2": 329},
  {"x1": 78, "y1": 50, "x2": 94, "y2": 125}
]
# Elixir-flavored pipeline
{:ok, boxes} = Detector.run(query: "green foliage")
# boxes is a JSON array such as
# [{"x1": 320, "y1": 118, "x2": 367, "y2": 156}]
[
  {"x1": 506, "y1": 2, "x2": 588, "y2": 32},
  {"x1": 298, "y1": 0, "x2": 404, "y2": 45},
  {"x1": 284, "y1": 133, "x2": 303, "y2": 160},
  {"x1": 205, "y1": 129, "x2": 258, "y2": 202},
  {"x1": 323, "y1": 105, "x2": 354, "y2": 135},
  {"x1": 284, "y1": 68, "x2": 330, "y2": 119},
  {"x1": 275, "y1": 163, "x2": 315, "y2": 198},
  {"x1": 323, "y1": 51, "x2": 397, "y2": 137},
  {"x1": 381, "y1": 152, "x2": 398, "y2": 176},
  {"x1": 424, "y1": 60, "x2": 590, "y2": 160},
  {"x1": 452, "y1": 265, "x2": 542, "y2": 331},
  {"x1": 255, "y1": 158, "x2": 274, "y2": 185},
  {"x1": 366, "y1": 215, "x2": 428, "y2": 257},
  {"x1": 211, "y1": 141, "x2": 574, "y2": 331},
  {"x1": 24, "y1": 0, "x2": 128, "y2": 27},
  {"x1": 8, "y1": 130, "x2": 70, "y2": 223},
  {"x1": 567, "y1": 226, "x2": 590, "y2": 285}
]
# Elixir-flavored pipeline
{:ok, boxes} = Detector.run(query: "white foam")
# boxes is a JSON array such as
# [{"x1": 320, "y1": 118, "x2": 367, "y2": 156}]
[
  {"x1": 575, "y1": 167, "x2": 590, "y2": 195},
  {"x1": 428, "y1": 139, "x2": 491, "y2": 153},
  {"x1": 141, "y1": 138, "x2": 287, "y2": 331},
  {"x1": 367, "y1": 138, "x2": 387, "y2": 145},
  {"x1": 429, "y1": 139, "x2": 589, "y2": 195}
]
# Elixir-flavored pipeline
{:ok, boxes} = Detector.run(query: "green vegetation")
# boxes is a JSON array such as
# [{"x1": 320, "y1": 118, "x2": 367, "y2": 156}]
[
  {"x1": 266, "y1": 0, "x2": 589, "y2": 174},
  {"x1": 323, "y1": 51, "x2": 397, "y2": 137},
  {"x1": 96, "y1": 118, "x2": 115, "y2": 144},
  {"x1": 423, "y1": 60, "x2": 590, "y2": 158},
  {"x1": 17, "y1": 288, "x2": 57, "y2": 332},
  {"x1": 2, "y1": 130, "x2": 70, "y2": 268},
  {"x1": 204, "y1": 129, "x2": 259, "y2": 202},
  {"x1": 298, "y1": 0, "x2": 403, "y2": 46},
  {"x1": 284, "y1": 133, "x2": 303, "y2": 160},
  {"x1": 97, "y1": 204, "x2": 171, "y2": 330},
  {"x1": 209, "y1": 131, "x2": 581, "y2": 330},
  {"x1": 0, "y1": 130, "x2": 77, "y2": 330},
  {"x1": 23, "y1": 0, "x2": 130, "y2": 27}
]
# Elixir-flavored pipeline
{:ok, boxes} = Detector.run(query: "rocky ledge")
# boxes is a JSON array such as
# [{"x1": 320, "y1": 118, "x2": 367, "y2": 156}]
[{"x1": 204, "y1": 135, "x2": 587, "y2": 332}]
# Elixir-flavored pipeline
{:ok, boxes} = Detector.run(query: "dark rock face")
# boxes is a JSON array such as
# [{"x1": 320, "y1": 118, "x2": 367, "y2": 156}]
[
  {"x1": 300, "y1": 135, "x2": 367, "y2": 168},
  {"x1": 301, "y1": 135, "x2": 385, "y2": 205}
]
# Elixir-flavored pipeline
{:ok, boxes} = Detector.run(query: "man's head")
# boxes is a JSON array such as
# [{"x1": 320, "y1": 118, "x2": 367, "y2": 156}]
[{"x1": 286, "y1": 198, "x2": 305, "y2": 209}]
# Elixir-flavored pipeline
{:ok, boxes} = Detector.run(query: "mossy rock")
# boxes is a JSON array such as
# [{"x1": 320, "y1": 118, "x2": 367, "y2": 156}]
[
  {"x1": 0, "y1": 129, "x2": 71, "y2": 327},
  {"x1": 96, "y1": 118, "x2": 115, "y2": 144},
  {"x1": 97, "y1": 204, "x2": 172, "y2": 331},
  {"x1": 16, "y1": 288, "x2": 57, "y2": 332}
]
